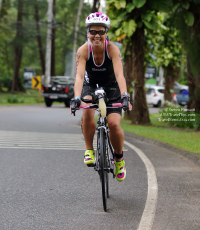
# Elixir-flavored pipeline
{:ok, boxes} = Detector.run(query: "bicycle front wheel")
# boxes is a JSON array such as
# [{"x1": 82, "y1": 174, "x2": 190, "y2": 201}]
[{"x1": 99, "y1": 128, "x2": 108, "y2": 212}]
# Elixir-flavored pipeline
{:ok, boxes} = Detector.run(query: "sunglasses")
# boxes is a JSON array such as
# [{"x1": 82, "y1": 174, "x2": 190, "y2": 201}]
[{"x1": 89, "y1": 30, "x2": 106, "y2": 35}]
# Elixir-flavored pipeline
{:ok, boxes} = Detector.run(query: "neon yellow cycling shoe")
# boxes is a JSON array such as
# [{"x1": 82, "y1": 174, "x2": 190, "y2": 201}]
[
  {"x1": 84, "y1": 150, "x2": 95, "y2": 165},
  {"x1": 115, "y1": 158, "x2": 126, "y2": 182}
]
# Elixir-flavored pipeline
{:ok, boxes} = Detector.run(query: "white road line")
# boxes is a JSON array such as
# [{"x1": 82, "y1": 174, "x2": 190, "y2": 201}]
[
  {"x1": 124, "y1": 141, "x2": 158, "y2": 230},
  {"x1": 0, "y1": 131, "x2": 127, "y2": 151},
  {"x1": 0, "y1": 147, "x2": 94, "y2": 150}
]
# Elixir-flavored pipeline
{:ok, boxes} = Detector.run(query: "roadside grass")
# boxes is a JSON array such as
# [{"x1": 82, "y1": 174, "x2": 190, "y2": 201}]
[
  {"x1": 0, "y1": 89, "x2": 44, "y2": 105},
  {"x1": 121, "y1": 113, "x2": 200, "y2": 155}
]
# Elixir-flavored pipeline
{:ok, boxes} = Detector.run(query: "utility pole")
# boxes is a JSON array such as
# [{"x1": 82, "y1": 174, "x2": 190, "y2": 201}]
[
  {"x1": 0, "y1": 0, "x2": 3, "y2": 18},
  {"x1": 51, "y1": 0, "x2": 56, "y2": 76},
  {"x1": 71, "y1": 0, "x2": 83, "y2": 78},
  {"x1": 45, "y1": 0, "x2": 53, "y2": 85}
]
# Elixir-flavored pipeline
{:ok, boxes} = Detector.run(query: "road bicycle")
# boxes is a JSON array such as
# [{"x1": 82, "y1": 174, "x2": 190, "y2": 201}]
[{"x1": 71, "y1": 85, "x2": 123, "y2": 212}]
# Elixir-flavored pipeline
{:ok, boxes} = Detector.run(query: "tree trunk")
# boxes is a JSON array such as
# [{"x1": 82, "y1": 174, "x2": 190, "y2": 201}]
[
  {"x1": 164, "y1": 64, "x2": 180, "y2": 102},
  {"x1": 130, "y1": 27, "x2": 150, "y2": 124},
  {"x1": 188, "y1": 11, "x2": 200, "y2": 130},
  {"x1": 187, "y1": 57, "x2": 195, "y2": 109},
  {"x1": 11, "y1": 0, "x2": 24, "y2": 92},
  {"x1": 51, "y1": 0, "x2": 56, "y2": 76},
  {"x1": 71, "y1": 0, "x2": 83, "y2": 78},
  {"x1": 34, "y1": 3, "x2": 45, "y2": 75},
  {"x1": 194, "y1": 75, "x2": 200, "y2": 114},
  {"x1": 91, "y1": 0, "x2": 100, "y2": 13},
  {"x1": 194, "y1": 75, "x2": 200, "y2": 131},
  {"x1": 124, "y1": 43, "x2": 133, "y2": 120},
  {"x1": 0, "y1": 0, "x2": 3, "y2": 19},
  {"x1": 0, "y1": 83, "x2": 3, "y2": 92}
]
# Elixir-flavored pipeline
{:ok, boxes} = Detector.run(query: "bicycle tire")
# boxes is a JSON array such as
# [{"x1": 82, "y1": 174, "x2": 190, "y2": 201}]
[
  {"x1": 106, "y1": 135, "x2": 112, "y2": 198},
  {"x1": 106, "y1": 172, "x2": 109, "y2": 198},
  {"x1": 99, "y1": 128, "x2": 108, "y2": 212},
  {"x1": 108, "y1": 134, "x2": 114, "y2": 158}
]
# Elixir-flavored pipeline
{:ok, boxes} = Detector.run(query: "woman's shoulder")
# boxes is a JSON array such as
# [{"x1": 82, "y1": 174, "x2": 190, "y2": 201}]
[
  {"x1": 77, "y1": 42, "x2": 89, "y2": 60},
  {"x1": 107, "y1": 41, "x2": 121, "y2": 58},
  {"x1": 78, "y1": 42, "x2": 88, "y2": 50},
  {"x1": 107, "y1": 41, "x2": 120, "y2": 51}
]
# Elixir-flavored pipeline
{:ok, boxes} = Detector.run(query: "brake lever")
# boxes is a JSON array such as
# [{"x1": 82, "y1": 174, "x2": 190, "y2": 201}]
[
  {"x1": 71, "y1": 100, "x2": 76, "y2": 116},
  {"x1": 72, "y1": 109, "x2": 76, "y2": 116}
]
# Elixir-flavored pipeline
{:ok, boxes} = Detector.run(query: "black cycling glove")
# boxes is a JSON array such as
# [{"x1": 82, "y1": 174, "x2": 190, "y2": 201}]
[
  {"x1": 122, "y1": 96, "x2": 129, "y2": 111},
  {"x1": 121, "y1": 92, "x2": 131, "y2": 111},
  {"x1": 70, "y1": 97, "x2": 81, "y2": 116}
]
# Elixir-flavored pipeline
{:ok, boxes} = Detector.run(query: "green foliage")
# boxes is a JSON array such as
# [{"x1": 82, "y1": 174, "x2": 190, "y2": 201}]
[
  {"x1": 0, "y1": 74, "x2": 12, "y2": 88},
  {"x1": 115, "y1": 0, "x2": 126, "y2": 9},
  {"x1": 126, "y1": 3, "x2": 135, "y2": 13},
  {"x1": 182, "y1": 2, "x2": 190, "y2": 10},
  {"x1": 106, "y1": 0, "x2": 126, "y2": 9},
  {"x1": 143, "y1": 14, "x2": 159, "y2": 30},
  {"x1": 184, "y1": 12, "x2": 194, "y2": 26},
  {"x1": 145, "y1": 12, "x2": 183, "y2": 69},
  {"x1": 54, "y1": 0, "x2": 90, "y2": 75},
  {"x1": 150, "y1": 0, "x2": 173, "y2": 13},
  {"x1": 175, "y1": 1, "x2": 200, "y2": 77},
  {"x1": 107, "y1": 0, "x2": 184, "y2": 53},
  {"x1": 122, "y1": 20, "x2": 137, "y2": 37},
  {"x1": 0, "y1": 0, "x2": 90, "y2": 86},
  {"x1": 0, "y1": 4, "x2": 17, "y2": 83},
  {"x1": 178, "y1": 55, "x2": 187, "y2": 85},
  {"x1": 7, "y1": 95, "x2": 24, "y2": 103},
  {"x1": 0, "y1": 89, "x2": 44, "y2": 104},
  {"x1": 132, "y1": 0, "x2": 146, "y2": 8}
]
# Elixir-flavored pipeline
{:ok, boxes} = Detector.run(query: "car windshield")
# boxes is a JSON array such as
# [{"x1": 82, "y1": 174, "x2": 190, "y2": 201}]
[
  {"x1": 51, "y1": 76, "x2": 74, "y2": 85},
  {"x1": 146, "y1": 89, "x2": 155, "y2": 94},
  {"x1": 158, "y1": 89, "x2": 164, "y2": 93}
]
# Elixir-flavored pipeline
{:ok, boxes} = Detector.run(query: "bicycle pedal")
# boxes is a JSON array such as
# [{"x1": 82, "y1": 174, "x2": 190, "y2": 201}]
[{"x1": 87, "y1": 163, "x2": 95, "y2": 167}]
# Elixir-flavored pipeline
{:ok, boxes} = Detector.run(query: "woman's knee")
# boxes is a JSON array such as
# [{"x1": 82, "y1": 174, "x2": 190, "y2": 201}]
[
  {"x1": 108, "y1": 119, "x2": 120, "y2": 131},
  {"x1": 107, "y1": 113, "x2": 121, "y2": 130},
  {"x1": 82, "y1": 110, "x2": 95, "y2": 125}
]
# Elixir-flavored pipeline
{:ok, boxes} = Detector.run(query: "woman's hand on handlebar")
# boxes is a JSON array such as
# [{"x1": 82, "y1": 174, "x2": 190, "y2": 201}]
[
  {"x1": 128, "y1": 101, "x2": 132, "y2": 111},
  {"x1": 70, "y1": 97, "x2": 81, "y2": 116},
  {"x1": 121, "y1": 95, "x2": 132, "y2": 111}
]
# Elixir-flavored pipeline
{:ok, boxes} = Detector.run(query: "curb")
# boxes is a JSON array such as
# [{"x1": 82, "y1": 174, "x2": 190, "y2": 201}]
[{"x1": 124, "y1": 131, "x2": 200, "y2": 167}]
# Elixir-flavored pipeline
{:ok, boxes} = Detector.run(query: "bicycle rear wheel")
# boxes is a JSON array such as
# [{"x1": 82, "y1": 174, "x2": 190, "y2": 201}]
[
  {"x1": 106, "y1": 171, "x2": 109, "y2": 198},
  {"x1": 99, "y1": 128, "x2": 108, "y2": 212}
]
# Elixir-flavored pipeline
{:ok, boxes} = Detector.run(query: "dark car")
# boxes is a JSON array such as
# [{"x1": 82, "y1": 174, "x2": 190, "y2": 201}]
[
  {"x1": 175, "y1": 90, "x2": 189, "y2": 106},
  {"x1": 42, "y1": 76, "x2": 74, "y2": 107}
]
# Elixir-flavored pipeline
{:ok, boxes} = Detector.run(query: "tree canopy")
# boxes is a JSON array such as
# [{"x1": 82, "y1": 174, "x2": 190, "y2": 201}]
[
  {"x1": 0, "y1": 0, "x2": 90, "y2": 90},
  {"x1": 106, "y1": 0, "x2": 200, "y2": 124}
]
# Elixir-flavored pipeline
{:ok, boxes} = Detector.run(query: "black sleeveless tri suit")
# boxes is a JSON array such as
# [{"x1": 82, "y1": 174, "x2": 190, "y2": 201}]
[{"x1": 81, "y1": 40, "x2": 122, "y2": 115}]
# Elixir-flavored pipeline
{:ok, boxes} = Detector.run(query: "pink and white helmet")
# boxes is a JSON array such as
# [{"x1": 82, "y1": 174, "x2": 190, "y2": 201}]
[{"x1": 85, "y1": 12, "x2": 110, "y2": 30}]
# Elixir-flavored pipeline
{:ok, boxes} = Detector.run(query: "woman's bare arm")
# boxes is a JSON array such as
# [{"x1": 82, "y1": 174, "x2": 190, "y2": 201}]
[
  {"x1": 108, "y1": 43, "x2": 127, "y2": 95},
  {"x1": 74, "y1": 46, "x2": 87, "y2": 97},
  {"x1": 108, "y1": 43, "x2": 132, "y2": 111}
]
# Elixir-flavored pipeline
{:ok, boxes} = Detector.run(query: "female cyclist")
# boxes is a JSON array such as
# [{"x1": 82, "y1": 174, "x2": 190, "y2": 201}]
[{"x1": 70, "y1": 12, "x2": 132, "y2": 181}]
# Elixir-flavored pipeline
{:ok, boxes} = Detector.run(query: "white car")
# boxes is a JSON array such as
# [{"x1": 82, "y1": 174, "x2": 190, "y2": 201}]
[{"x1": 146, "y1": 86, "x2": 164, "y2": 107}]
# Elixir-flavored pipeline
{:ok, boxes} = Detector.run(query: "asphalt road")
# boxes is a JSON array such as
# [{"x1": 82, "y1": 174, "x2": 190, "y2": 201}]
[{"x1": 0, "y1": 105, "x2": 199, "y2": 230}]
